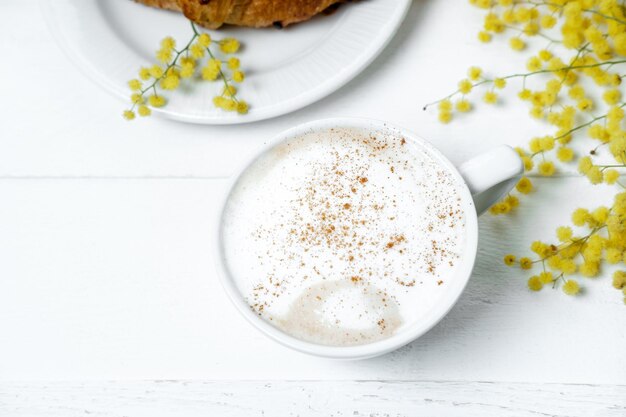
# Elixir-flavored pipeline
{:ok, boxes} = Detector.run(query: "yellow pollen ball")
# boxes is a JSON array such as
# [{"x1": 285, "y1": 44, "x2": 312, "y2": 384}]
[
  {"x1": 228, "y1": 57, "x2": 240, "y2": 70},
  {"x1": 527, "y1": 56, "x2": 542, "y2": 71},
  {"x1": 223, "y1": 85, "x2": 237, "y2": 97},
  {"x1": 439, "y1": 99, "x2": 452, "y2": 112},
  {"x1": 160, "y1": 36, "x2": 176, "y2": 50},
  {"x1": 562, "y1": 280, "x2": 580, "y2": 296},
  {"x1": 538, "y1": 49, "x2": 552, "y2": 61},
  {"x1": 137, "y1": 105, "x2": 151, "y2": 117},
  {"x1": 540, "y1": 14, "x2": 556, "y2": 29},
  {"x1": 520, "y1": 257, "x2": 533, "y2": 270},
  {"x1": 503, "y1": 254, "x2": 516, "y2": 266},
  {"x1": 233, "y1": 71, "x2": 245, "y2": 83},
  {"x1": 530, "y1": 106, "x2": 543, "y2": 119},
  {"x1": 505, "y1": 195, "x2": 519, "y2": 208},
  {"x1": 522, "y1": 156, "x2": 534, "y2": 171},
  {"x1": 494, "y1": 78, "x2": 506, "y2": 89},
  {"x1": 236, "y1": 100, "x2": 249, "y2": 114},
  {"x1": 606, "y1": 248, "x2": 622, "y2": 264},
  {"x1": 223, "y1": 99, "x2": 237, "y2": 111},
  {"x1": 468, "y1": 66, "x2": 482, "y2": 80},
  {"x1": 556, "y1": 147, "x2": 574, "y2": 162},
  {"x1": 577, "y1": 98, "x2": 593, "y2": 111},
  {"x1": 578, "y1": 157, "x2": 593, "y2": 174},
  {"x1": 518, "y1": 89, "x2": 532, "y2": 100},
  {"x1": 190, "y1": 44, "x2": 205, "y2": 59},
  {"x1": 478, "y1": 31, "x2": 492, "y2": 43},
  {"x1": 131, "y1": 93, "x2": 144, "y2": 105},
  {"x1": 455, "y1": 99, "x2": 472, "y2": 112},
  {"x1": 438, "y1": 110, "x2": 452, "y2": 124},
  {"x1": 458, "y1": 79, "x2": 473, "y2": 94},
  {"x1": 197, "y1": 33, "x2": 211, "y2": 47},
  {"x1": 603, "y1": 89, "x2": 621, "y2": 105},
  {"x1": 128, "y1": 79, "x2": 142, "y2": 91},
  {"x1": 528, "y1": 276, "x2": 543, "y2": 291},
  {"x1": 483, "y1": 91, "x2": 498, "y2": 104},
  {"x1": 220, "y1": 38, "x2": 240, "y2": 54},
  {"x1": 516, "y1": 177, "x2": 533, "y2": 194},
  {"x1": 538, "y1": 160, "x2": 556, "y2": 176},
  {"x1": 613, "y1": 271, "x2": 626, "y2": 289},
  {"x1": 213, "y1": 96, "x2": 227, "y2": 109},
  {"x1": 138, "y1": 67, "x2": 151, "y2": 81},
  {"x1": 148, "y1": 95, "x2": 166, "y2": 108},
  {"x1": 149, "y1": 65, "x2": 164, "y2": 79},
  {"x1": 586, "y1": 166, "x2": 603, "y2": 184},
  {"x1": 509, "y1": 37, "x2": 526, "y2": 51},
  {"x1": 156, "y1": 48, "x2": 172, "y2": 63},
  {"x1": 539, "y1": 272, "x2": 553, "y2": 284},
  {"x1": 572, "y1": 208, "x2": 589, "y2": 226},
  {"x1": 604, "y1": 169, "x2": 620, "y2": 184},
  {"x1": 556, "y1": 226, "x2": 572, "y2": 242},
  {"x1": 160, "y1": 74, "x2": 180, "y2": 90}
]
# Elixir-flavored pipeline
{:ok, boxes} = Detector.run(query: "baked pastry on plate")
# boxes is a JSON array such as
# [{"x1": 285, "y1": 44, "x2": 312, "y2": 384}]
[{"x1": 136, "y1": 0, "x2": 346, "y2": 29}]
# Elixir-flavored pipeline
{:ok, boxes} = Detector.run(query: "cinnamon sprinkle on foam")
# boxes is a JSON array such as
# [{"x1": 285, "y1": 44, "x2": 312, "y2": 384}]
[{"x1": 222, "y1": 127, "x2": 466, "y2": 346}]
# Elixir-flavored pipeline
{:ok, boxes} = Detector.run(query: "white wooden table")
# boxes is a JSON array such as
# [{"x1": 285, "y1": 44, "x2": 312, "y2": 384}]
[{"x1": 1, "y1": 1, "x2": 625, "y2": 416}]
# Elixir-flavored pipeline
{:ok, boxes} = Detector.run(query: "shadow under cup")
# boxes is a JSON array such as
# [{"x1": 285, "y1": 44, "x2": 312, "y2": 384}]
[{"x1": 214, "y1": 118, "x2": 479, "y2": 360}]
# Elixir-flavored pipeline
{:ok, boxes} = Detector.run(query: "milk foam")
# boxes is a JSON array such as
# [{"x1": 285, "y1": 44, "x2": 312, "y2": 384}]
[{"x1": 221, "y1": 127, "x2": 467, "y2": 346}]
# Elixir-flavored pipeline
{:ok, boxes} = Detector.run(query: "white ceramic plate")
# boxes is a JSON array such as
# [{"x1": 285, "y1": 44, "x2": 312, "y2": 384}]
[{"x1": 40, "y1": 0, "x2": 411, "y2": 124}]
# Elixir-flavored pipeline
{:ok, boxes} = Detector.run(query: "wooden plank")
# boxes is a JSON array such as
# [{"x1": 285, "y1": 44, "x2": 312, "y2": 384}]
[
  {"x1": 0, "y1": 177, "x2": 624, "y2": 383},
  {"x1": 1, "y1": 380, "x2": 624, "y2": 417}
]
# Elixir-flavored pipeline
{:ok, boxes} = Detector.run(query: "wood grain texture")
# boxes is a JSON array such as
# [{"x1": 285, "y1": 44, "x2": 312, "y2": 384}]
[
  {"x1": 1, "y1": 380, "x2": 625, "y2": 417},
  {"x1": 2, "y1": 1, "x2": 626, "y2": 415}
]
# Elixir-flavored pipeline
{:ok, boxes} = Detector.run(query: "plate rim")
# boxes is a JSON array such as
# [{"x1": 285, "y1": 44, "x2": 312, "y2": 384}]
[{"x1": 39, "y1": 0, "x2": 412, "y2": 125}]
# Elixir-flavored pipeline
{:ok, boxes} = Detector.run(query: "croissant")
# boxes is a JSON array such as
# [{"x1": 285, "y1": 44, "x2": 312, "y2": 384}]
[{"x1": 136, "y1": 0, "x2": 345, "y2": 29}]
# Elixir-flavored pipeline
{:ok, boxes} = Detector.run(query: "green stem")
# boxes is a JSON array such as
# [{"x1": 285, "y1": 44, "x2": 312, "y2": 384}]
[
  {"x1": 206, "y1": 48, "x2": 239, "y2": 103},
  {"x1": 536, "y1": 225, "x2": 606, "y2": 263},
  {"x1": 136, "y1": 28, "x2": 198, "y2": 99},
  {"x1": 553, "y1": 102, "x2": 626, "y2": 141},
  {"x1": 424, "y1": 60, "x2": 626, "y2": 110},
  {"x1": 596, "y1": 164, "x2": 626, "y2": 168},
  {"x1": 502, "y1": 23, "x2": 561, "y2": 44}
]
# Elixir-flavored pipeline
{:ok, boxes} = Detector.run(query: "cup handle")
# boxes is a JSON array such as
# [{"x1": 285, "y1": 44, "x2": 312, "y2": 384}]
[{"x1": 457, "y1": 145, "x2": 524, "y2": 216}]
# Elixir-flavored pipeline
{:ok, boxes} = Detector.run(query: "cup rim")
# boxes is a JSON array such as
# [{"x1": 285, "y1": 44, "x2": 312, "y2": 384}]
[{"x1": 213, "y1": 117, "x2": 479, "y2": 360}]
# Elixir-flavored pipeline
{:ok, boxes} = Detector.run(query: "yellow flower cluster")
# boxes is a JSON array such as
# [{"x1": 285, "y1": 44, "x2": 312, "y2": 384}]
[
  {"x1": 430, "y1": 0, "x2": 626, "y2": 302},
  {"x1": 506, "y1": 192, "x2": 626, "y2": 303},
  {"x1": 123, "y1": 22, "x2": 248, "y2": 120}
]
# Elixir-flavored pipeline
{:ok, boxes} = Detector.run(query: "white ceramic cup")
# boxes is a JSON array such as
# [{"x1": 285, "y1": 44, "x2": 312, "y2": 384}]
[{"x1": 214, "y1": 118, "x2": 524, "y2": 360}]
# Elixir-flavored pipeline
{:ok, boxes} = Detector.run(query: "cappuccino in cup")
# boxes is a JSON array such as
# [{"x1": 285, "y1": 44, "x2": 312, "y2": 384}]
[{"x1": 220, "y1": 126, "x2": 468, "y2": 347}]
